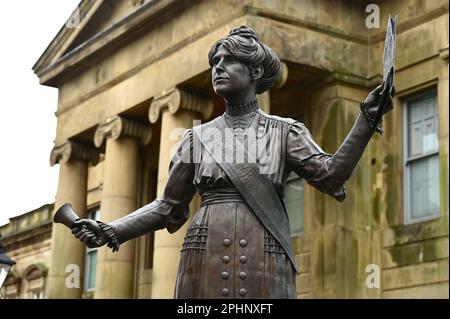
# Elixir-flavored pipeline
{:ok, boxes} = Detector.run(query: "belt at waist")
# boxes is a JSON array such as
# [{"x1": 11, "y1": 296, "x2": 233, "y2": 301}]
[{"x1": 200, "y1": 188, "x2": 244, "y2": 206}]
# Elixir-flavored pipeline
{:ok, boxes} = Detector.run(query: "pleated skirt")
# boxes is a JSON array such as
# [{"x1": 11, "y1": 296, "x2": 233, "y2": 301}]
[{"x1": 174, "y1": 199, "x2": 296, "y2": 299}]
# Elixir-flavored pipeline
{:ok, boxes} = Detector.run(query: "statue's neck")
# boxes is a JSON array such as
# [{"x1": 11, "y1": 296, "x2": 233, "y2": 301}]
[{"x1": 224, "y1": 99, "x2": 259, "y2": 116}]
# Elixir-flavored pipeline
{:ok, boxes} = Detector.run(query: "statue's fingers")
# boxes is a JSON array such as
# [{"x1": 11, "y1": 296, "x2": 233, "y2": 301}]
[
  {"x1": 373, "y1": 82, "x2": 384, "y2": 95},
  {"x1": 83, "y1": 231, "x2": 94, "y2": 238},
  {"x1": 73, "y1": 230, "x2": 83, "y2": 238},
  {"x1": 72, "y1": 219, "x2": 93, "y2": 229},
  {"x1": 79, "y1": 231, "x2": 91, "y2": 241},
  {"x1": 74, "y1": 228, "x2": 87, "y2": 238},
  {"x1": 85, "y1": 233, "x2": 96, "y2": 243},
  {"x1": 81, "y1": 231, "x2": 95, "y2": 242}
]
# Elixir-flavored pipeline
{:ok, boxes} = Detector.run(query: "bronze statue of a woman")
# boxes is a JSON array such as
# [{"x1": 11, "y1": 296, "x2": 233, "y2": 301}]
[{"x1": 68, "y1": 26, "x2": 394, "y2": 299}]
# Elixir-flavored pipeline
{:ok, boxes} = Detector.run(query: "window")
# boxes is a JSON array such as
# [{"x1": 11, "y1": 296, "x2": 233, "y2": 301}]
[
  {"x1": 23, "y1": 264, "x2": 48, "y2": 299},
  {"x1": 284, "y1": 172, "x2": 304, "y2": 236},
  {"x1": 404, "y1": 90, "x2": 440, "y2": 224},
  {"x1": 84, "y1": 208, "x2": 100, "y2": 292}
]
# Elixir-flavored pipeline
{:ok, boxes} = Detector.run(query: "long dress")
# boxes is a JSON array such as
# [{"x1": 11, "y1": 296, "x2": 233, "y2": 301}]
[{"x1": 110, "y1": 109, "x2": 347, "y2": 299}]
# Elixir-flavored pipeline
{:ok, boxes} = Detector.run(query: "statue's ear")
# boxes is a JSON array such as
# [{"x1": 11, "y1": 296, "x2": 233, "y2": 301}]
[{"x1": 250, "y1": 65, "x2": 264, "y2": 80}]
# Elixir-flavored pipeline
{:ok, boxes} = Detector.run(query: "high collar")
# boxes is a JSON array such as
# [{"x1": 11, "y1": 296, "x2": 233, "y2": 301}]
[{"x1": 224, "y1": 99, "x2": 259, "y2": 116}]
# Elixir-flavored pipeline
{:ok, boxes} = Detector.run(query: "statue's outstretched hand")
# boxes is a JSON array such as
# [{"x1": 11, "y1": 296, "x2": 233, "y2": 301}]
[
  {"x1": 72, "y1": 219, "x2": 108, "y2": 248},
  {"x1": 362, "y1": 82, "x2": 396, "y2": 118},
  {"x1": 360, "y1": 82, "x2": 396, "y2": 134}
]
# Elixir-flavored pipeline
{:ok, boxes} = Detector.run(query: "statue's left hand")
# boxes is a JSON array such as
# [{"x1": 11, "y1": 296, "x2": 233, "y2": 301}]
[{"x1": 362, "y1": 82, "x2": 396, "y2": 118}]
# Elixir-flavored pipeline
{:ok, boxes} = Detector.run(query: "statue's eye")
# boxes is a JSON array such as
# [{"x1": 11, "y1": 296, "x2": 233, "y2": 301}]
[{"x1": 212, "y1": 55, "x2": 236, "y2": 66}]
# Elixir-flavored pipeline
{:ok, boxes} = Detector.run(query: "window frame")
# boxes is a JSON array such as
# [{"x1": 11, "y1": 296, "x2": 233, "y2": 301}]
[{"x1": 403, "y1": 89, "x2": 441, "y2": 224}]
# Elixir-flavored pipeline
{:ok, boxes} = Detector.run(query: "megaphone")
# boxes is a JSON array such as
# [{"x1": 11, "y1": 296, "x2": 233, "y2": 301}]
[{"x1": 53, "y1": 203, "x2": 80, "y2": 229}]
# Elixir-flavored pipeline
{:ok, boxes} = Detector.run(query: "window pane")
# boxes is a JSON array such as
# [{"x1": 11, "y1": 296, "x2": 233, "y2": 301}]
[
  {"x1": 410, "y1": 121, "x2": 423, "y2": 157},
  {"x1": 284, "y1": 178, "x2": 304, "y2": 234},
  {"x1": 89, "y1": 209, "x2": 100, "y2": 220},
  {"x1": 85, "y1": 250, "x2": 97, "y2": 291},
  {"x1": 410, "y1": 100, "x2": 423, "y2": 123},
  {"x1": 408, "y1": 94, "x2": 438, "y2": 157},
  {"x1": 424, "y1": 95, "x2": 438, "y2": 153},
  {"x1": 409, "y1": 100, "x2": 423, "y2": 157},
  {"x1": 424, "y1": 95, "x2": 435, "y2": 119},
  {"x1": 410, "y1": 155, "x2": 440, "y2": 219},
  {"x1": 423, "y1": 118, "x2": 438, "y2": 153}
]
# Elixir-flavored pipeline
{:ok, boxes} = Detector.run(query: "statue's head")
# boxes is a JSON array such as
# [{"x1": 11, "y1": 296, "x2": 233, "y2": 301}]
[{"x1": 208, "y1": 26, "x2": 280, "y2": 99}]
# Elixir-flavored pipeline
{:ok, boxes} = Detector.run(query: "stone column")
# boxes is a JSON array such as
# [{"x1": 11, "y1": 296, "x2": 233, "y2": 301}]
[
  {"x1": 93, "y1": 116, "x2": 152, "y2": 299},
  {"x1": 149, "y1": 88, "x2": 212, "y2": 298},
  {"x1": 47, "y1": 141, "x2": 99, "y2": 299}
]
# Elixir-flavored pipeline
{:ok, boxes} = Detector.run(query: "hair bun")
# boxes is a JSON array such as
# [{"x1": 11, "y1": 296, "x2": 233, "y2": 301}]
[{"x1": 229, "y1": 26, "x2": 259, "y2": 41}]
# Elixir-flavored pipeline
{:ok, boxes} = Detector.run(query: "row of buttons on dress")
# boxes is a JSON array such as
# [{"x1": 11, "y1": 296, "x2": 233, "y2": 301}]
[{"x1": 221, "y1": 237, "x2": 248, "y2": 297}]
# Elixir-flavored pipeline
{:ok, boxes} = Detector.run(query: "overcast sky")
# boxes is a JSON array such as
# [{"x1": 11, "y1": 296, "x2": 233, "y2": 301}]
[{"x1": 0, "y1": 1, "x2": 80, "y2": 225}]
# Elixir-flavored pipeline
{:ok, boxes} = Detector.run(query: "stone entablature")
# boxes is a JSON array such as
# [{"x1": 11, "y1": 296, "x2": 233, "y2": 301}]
[{"x1": 0, "y1": 204, "x2": 53, "y2": 240}]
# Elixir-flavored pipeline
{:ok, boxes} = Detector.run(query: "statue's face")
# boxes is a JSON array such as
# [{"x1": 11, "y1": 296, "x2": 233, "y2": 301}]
[{"x1": 211, "y1": 45, "x2": 253, "y2": 98}]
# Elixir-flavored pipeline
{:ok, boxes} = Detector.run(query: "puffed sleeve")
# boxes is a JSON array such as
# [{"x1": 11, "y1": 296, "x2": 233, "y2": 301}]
[
  {"x1": 110, "y1": 129, "x2": 197, "y2": 243},
  {"x1": 286, "y1": 122, "x2": 346, "y2": 202}
]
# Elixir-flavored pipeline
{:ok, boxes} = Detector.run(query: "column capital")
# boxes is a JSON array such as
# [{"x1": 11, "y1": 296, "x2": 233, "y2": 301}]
[
  {"x1": 94, "y1": 115, "x2": 152, "y2": 148},
  {"x1": 50, "y1": 141, "x2": 99, "y2": 166},
  {"x1": 148, "y1": 87, "x2": 213, "y2": 124}
]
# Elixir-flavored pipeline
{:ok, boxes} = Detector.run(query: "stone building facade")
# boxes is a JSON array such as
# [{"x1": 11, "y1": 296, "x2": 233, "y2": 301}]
[
  {"x1": 0, "y1": 204, "x2": 53, "y2": 298},
  {"x1": 2, "y1": 0, "x2": 448, "y2": 299}
]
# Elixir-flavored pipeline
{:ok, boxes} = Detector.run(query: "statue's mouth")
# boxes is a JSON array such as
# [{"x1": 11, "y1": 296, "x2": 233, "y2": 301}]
[{"x1": 214, "y1": 77, "x2": 229, "y2": 83}]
